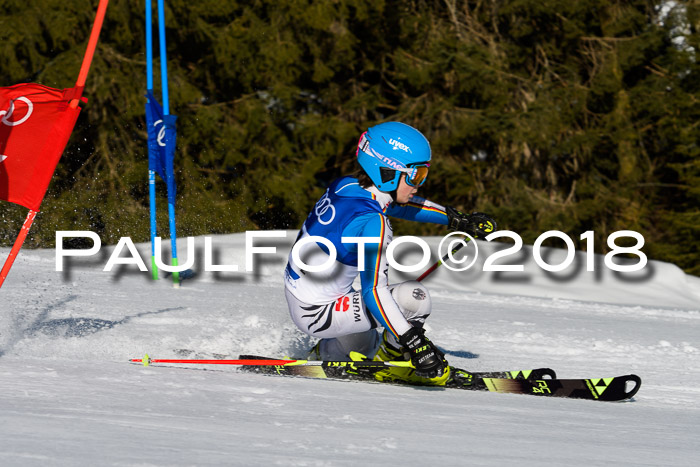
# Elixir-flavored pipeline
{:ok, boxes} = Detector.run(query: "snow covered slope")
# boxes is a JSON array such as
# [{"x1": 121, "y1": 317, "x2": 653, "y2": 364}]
[{"x1": 1, "y1": 233, "x2": 698, "y2": 466}]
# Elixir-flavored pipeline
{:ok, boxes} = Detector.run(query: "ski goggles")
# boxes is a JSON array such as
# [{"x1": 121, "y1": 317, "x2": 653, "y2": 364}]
[{"x1": 397, "y1": 163, "x2": 430, "y2": 187}]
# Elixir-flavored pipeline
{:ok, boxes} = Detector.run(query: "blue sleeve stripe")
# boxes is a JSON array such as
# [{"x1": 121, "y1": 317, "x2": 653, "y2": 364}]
[{"x1": 370, "y1": 214, "x2": 398, "y2": 338}]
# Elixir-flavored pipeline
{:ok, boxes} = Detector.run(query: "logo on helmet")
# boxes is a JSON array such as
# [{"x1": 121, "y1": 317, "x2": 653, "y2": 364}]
[
  {"x1": 370, "y1": 148, "x2": 405, "y2": 170},
  {"x1": 389, "y1": 138, "x2": 412, "y2": 153}
]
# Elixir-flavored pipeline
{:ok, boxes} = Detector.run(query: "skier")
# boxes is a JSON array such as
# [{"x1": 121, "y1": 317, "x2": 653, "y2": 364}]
[{"x1": 283, "y1": 122, "x2": 496, "y2": 385}]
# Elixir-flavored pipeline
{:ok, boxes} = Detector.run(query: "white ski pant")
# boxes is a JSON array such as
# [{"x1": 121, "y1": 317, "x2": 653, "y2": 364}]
[{"x1": 285, "y1": 280, "x2": 432, "y2": 360}]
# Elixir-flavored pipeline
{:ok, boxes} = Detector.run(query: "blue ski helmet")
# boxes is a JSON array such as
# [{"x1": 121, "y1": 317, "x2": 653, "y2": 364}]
[{"x1": 356, "y1": 122, "x2": 431, "y2": 192}]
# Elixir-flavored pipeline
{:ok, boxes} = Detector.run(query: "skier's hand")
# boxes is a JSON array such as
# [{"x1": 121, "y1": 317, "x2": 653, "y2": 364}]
[
  {"x1": 399, "y1": 327, "x2": 448, "y2": 378},
  {"x1": 446, "y1": 207, "x2": 497, "y2": 238}
]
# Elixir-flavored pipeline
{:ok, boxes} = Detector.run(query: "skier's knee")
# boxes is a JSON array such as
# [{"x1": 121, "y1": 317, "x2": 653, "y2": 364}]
[{"x1": 391, "y1": 280, "x2": 432, "y2": 326}]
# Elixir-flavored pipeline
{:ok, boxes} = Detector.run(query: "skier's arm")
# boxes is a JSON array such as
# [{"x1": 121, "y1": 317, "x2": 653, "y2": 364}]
[
  {"x1": 350, "y1": 213, "x2": 412, "y2": 339},
  {"x1": 387, "y1": 199, "x2": 498, "y2": 239},
  {"x1": 385, "y1": 196, "x2": 449, "y2": 225}
]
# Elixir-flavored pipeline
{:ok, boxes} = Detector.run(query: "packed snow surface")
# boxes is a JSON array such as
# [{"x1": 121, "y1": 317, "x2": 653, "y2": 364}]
[{"x1": 1, "y1": 233, "x2": 699, "y2": 466}]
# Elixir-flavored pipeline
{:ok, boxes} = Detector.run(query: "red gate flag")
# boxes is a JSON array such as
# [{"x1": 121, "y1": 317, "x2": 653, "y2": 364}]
[{"x1": 0, "y1": 83, "x2": 86, "y2": 211}]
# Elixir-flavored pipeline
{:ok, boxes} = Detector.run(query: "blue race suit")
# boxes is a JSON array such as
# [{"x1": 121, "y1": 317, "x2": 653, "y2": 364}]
[{"x1": 284, "y1": 177, "x2": 448, "y2": 340}]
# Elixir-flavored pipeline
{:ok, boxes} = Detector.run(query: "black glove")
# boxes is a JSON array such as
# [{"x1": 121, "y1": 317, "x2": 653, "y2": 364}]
[
  {"x1": 446, "y1": 207, "x2": 497, "y2": 238},
  {"x1": 399, "y1": 326, "x2": 448, "y2": 378}
]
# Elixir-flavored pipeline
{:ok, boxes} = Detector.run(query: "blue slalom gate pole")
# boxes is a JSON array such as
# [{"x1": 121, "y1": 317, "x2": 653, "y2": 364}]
[
  {"x1": 158, "y1": 0, "x2": 170, "y2": 117},
  {"x1": 157, "y1": 0, "x2": 180, "y2": 287},
  {"x1": 149, "y1": 170, "x2": 158, "y2": 279},
  {"x1": 146, "y1": 0, "x2": 158, "y2": 280}
]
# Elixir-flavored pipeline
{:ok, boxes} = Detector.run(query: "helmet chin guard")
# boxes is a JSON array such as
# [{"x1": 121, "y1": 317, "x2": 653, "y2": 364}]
[{"x1": 356, "y1": 122, "x2": 431, "y2": 192}]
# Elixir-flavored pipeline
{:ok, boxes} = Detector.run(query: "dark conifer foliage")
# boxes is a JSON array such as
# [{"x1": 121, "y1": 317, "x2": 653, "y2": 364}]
[{"x1": 0, "y1": 1, "x2": 697, "y2": 274}]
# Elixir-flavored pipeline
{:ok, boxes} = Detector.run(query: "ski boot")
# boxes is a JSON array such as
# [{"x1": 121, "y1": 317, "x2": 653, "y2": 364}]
[{"x1": 372, "y1": 329, "x2": 450, "y2": 386}]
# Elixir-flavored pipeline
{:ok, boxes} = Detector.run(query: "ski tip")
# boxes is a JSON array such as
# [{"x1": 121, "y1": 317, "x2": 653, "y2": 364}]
[
  {"x1": 621, "y1": 374, "x2": 642, "y2": 400},
  {"x1": 591, "y1": 374, "x2": 642, "y2": 401}
]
